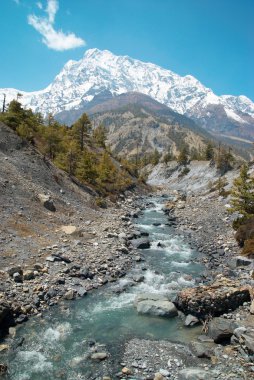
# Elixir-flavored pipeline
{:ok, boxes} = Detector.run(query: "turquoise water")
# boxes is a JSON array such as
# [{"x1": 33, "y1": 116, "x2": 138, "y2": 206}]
[{"x1": 0, "y1": 197, "x2": 203, "y2": 380}]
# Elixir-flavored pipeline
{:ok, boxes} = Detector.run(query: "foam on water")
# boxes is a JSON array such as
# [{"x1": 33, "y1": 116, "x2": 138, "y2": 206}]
[
  {"x1": 14, "y1": 351, "x2": 53, "y2": 375},
  {"x1": 43, "y1": 322, "x2": 72, "y2": 343}
]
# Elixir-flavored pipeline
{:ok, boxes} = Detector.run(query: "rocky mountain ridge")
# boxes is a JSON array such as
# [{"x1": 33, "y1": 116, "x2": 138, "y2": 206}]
[{"x1": 1, "y1": 48, "x2": 254, "y2": 140}]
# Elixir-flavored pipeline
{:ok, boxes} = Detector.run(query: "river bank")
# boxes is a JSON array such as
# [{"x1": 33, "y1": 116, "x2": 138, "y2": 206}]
[
  {"x1": 0, "y1": 191, "x2": 144, "y2": 335},
  {"x1": 1, "y1": 191, "x2": 254, "y2": 379}
]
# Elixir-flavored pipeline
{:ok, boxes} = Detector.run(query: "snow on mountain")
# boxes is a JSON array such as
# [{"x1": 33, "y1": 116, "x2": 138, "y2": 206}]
[{"x1": 0, "y1": 48, "x2": 253, "y2": 138}]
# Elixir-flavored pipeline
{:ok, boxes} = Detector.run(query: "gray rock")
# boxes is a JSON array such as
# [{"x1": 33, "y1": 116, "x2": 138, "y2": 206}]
[
  {"x1": 184, "y1": 314, "x2": 199, "y2": 327},
  {"x1": 134, "y1": 293, "x2": 169, "y2": 306},
  {"x1": 208, "y1": 317, "x2": 237, "y2": 343},
  {"x1": 90, "y1": 352, "x2": 108, "y2": 360},
  {"x1": 242, "y1": 330, "x2": 254, "y2": 354},
  {"x1": 13, "y1": 272, "x2": 23, "y2": 283},
  {"x1": 77, "y1": 288, "x2": 87, "y2": 297},
  {"x1": 190, "y1": 341, "x2": 215, "y2": 358},
  {"x1": 34, "y1": 263, "x2": 44, "y2": 271},
  {"x1": 136, "y1": 300, "x2": 178, "y2": 317},
  {"x1": 178, "y1": 367, "x2": 216, "y2": 380},
  {"x1": 130, "y1": 238, "x2": 151, "y2": 249},
  {"x1": 64, "y1": 290, "x2": 75, "y2": 300},
  {"x1": 134, "y1": 293, "x2": 178, "y2": 317},
  {"x1": 79, "y1": 267, "x2": 93, "y2": 279},
  {"x1": 38, "y1": 194, "x2": 56, "y2": 212},
  {"x1": 23, "y1": 270, "x2": 34, "y2": 281},
  {"x1": 7, "y1": 266, "x2": 22, "y2": 276}
]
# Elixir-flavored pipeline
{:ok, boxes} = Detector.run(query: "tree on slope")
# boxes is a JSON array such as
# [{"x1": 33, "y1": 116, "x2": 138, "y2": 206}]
[
  {"x1": 230, "y1": 164, "x2": 254, "y2": 216},
  {"x1": 72, "y1": 113, "x2": 92, "y2": 151}
]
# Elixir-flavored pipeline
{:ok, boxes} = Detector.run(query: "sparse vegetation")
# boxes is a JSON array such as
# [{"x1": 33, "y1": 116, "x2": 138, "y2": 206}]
[{"x1": 0, "y1": 100, "x2": 135, "y2": 196}]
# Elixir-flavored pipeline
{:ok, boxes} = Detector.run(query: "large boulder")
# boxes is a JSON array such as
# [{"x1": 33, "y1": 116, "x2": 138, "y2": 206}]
[
  {"x1": 175, "y1": 277, "x2": 251, "y2": 318},
  {"x1": 134, "y1": 293, "x2": 178, "y2": 317},
  {"x1": 208, "y1": 317, "x2": 237, "y2": 343},
  {"x1": 130, "y1": 238, "x2": 150, "y2": 249}
]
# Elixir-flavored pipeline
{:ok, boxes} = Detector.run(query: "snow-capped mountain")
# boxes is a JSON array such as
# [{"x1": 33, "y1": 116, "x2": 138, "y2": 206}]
[{"x1": 1, "y1": 48, "x2": 254, "y2": 139}]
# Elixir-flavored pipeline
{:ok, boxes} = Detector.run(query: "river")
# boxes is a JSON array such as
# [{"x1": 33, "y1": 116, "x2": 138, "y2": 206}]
[{"x1": 0, "y1": 196, "x2": 203, "y2": 379}]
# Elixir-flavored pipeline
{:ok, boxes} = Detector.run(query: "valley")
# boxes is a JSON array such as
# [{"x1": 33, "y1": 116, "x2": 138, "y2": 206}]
[{"x1": 0, "y1": 39, "x2": 254, "y2": 380}]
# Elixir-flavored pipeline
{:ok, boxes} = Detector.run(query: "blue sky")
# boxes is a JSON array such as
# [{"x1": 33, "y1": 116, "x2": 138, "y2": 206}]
[{"x1": 1, "y1": 0, "x2": 253, "y2": 100}]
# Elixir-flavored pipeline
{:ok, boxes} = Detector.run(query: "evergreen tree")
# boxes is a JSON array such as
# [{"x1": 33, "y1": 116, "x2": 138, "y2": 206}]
[
  {"x1": 205, "y1": 142, "x2": 214, "y2": 161},
  {"x1": 216, "y1": 146, "x2": 234, "y2": 174},
  {"x1": 230, "y1": 164, "x2": 254, "y2": 216},
  {"x1": 93, "y1": 124, "x2": 107, "y2": 148},
  {"x1": 72, "y1": 113, "x2": 91, "y2": 151},
  {"x1": 76, "y1": 149, "x2": 97, "y2": 184},
  {"x1": 151, "y1": 149, "x2": 161, "y2": 165},
  {"x1": 177, "y1": 146, "x2": 188, "y2": 165}
]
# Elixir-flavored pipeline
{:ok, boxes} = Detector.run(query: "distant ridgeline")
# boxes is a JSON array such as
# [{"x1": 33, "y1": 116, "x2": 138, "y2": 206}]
[
  {"x1": 0, "y1": 99, "x2": 243, "y2": 196},
  {"x1": 0, "y1": 100, "x2": 140, "y2": 198}
]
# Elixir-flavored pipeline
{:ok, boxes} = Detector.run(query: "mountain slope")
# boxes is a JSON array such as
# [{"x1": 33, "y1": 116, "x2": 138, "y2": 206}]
[
  {"x1": 1, "y1": 48, "x2": 253, "y2": 139},
  {"x1": 85, "y1": 92, "x2": 211, "y2": 158}
]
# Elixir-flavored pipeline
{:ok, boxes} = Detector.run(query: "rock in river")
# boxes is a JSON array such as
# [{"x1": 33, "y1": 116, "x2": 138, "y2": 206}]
[
  {"x1": 134, "y1": 293, "x2": 178, "y2": 317},
  {"x1": 130, "y1": 238, "x2": 151, "y2": 249}
]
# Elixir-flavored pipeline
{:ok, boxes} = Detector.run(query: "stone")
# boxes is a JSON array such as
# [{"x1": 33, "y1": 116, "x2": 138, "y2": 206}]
[
  {"x1": 64, "y1": 290, "x2": 75, "y2": 300},
  {"x1": 154, "y1": 373, "x2": 165, "y2": 380},
  {"x1": 90, "y1": 352, "x2": 108, "y2": 360},
  {"x1": 130, "y1": 237, "x2": 151, "y2": 249},
  {"x1": 60, "y1": 225, "x2": 78, "y2": 235},
  {"x1": 235, "y1": 256, "x2": 253, "y2": 267},
  {"x1": 250, "y1": 300, "x2": 254, "y2": 314},
  {"x1": 0, "y1": 344, "x2": 9, "y2": 352},
  {"x1": 38, "y1": 194, "x2": 56, "y2": 212},
  {"x1": 7, "y1": 266, "x2": 23, "y2": 276},
  {"x1": 159, "y1": 369, "x2": 170, "y2": 377},
  {"x1": 208, "y1": 317, "x2": 237, "y2": 343},
  {"x1": 178, "y1": 367, "x2": 216, "y2": 380},
  {"x1": 190, "y1": 341, "x2": 215, "y2": 358},
  {"x1": 122, "y1": 367, "x2": 132, "y2": 375},
  {"x1": 34, "y1": 263, "x2": 44, "y2": 271},
  {"x1": 13, "y1": 272, "x2": 23, "y2": 283},
  {"x1": 79, "y1": 267, "x2": 93, "y2": 279},
  {"x1": 15, "y1": 314, "x2": 28, "y2": 324},
  {"x1": 77, "y1": 288, "x2": 87, "y2": 297},
  {"x1": 134, "y1": 293, "x2": 178, "y2": 317},
  {"x1": 241, "y1": 330, "x2": 254, "y2": 354},
  {"x1": 23, "y1": 270, "x2": 34, "y2": 281},
  {"x1": 0, "y1": 364, "x2": 8, "y2": 374},
  {"x1": 184, "y1": 314, "x2": 199, "y2": 327}
]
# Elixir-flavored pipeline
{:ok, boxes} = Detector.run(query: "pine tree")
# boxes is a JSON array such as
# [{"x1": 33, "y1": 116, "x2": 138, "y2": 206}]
[
  {"x1": 205, "y1": 142, "x2": 214, "y2": 161},
  {"x1": 72, "y1": 113, "x2": 91, "y2": 151},
  {"x1": 230, "y1": 164, "x2": 254, "y2": 216},
  {"x1": 93, "y1": 124, "x2": 107, "y2": 147},
  {"x1": 216, "y1": 146, "x2": 234, "y2": 174},
  {"x1": 177, "y1": 146, "x2": 188, "y2": 165},
  {"x1": 76, "y1": 149, "x2": 97, "y2": 184}
]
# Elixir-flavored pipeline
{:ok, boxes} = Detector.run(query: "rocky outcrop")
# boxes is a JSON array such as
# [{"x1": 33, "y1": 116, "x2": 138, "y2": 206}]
[{"x1": 175, "y1": 277, "x2": 251, "y2": 319}]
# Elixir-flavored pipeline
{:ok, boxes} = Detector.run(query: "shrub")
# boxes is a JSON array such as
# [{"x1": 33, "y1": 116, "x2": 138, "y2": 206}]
[
  {"x1": 95, "y1": 197, "x2": 107, "y2": 208},
  {"x1": 242, "y1": 239, "x2": 254, "y2": 257},
  {"x1": 235, "y1": 216, "x2": 254, "y2": 246}
]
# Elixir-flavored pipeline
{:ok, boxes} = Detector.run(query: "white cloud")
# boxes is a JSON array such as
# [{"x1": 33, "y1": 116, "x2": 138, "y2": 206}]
[
  {"x1": 28, "y1": 0, "x2": 85, "y2": 51},
  {"x1": 13, "y1": 0, "x2": 20, "y2": 4}
]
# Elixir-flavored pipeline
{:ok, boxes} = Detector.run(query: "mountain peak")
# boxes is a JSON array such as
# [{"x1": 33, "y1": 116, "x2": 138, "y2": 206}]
[{"x1": 0, "y1": 48, "x2": 253, "y2": 140}]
